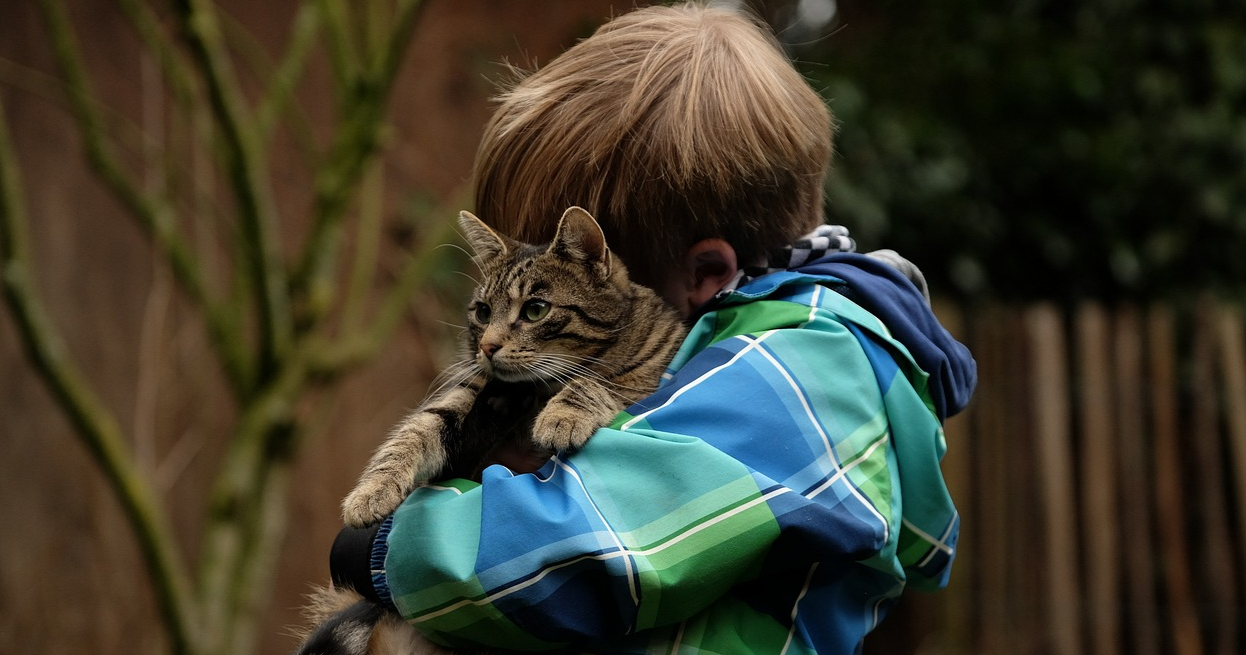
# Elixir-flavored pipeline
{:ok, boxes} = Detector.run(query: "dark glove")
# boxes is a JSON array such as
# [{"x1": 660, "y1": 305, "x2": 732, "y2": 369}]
[{"x1": 328, "y1": 515, "x2": 395, "y2": 610}]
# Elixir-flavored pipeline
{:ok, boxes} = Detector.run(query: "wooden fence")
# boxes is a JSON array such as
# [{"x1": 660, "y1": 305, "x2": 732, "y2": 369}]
[{"x1": 869, "y1": 299, "x2": 1246, "y2": 654}]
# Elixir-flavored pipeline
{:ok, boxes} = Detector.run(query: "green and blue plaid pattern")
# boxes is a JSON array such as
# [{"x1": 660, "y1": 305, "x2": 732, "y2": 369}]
[{"x1": 381, "y1": 272, "x2": 961, "y2": 654}]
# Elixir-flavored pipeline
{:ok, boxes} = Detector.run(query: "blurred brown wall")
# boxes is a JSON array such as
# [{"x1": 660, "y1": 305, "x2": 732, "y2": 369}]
[{"x1": 0, "y1": 1, "x2": 620, "y2": 653}]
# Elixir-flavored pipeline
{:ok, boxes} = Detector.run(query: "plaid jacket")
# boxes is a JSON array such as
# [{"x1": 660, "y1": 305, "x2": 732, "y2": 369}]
[{"x1": 377, "y1": 260, "x2": 974, "y2": 654}]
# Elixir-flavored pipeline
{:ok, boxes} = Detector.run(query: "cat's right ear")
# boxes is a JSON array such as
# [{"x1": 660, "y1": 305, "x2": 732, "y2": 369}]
[
  {"x1": 550, "y1": 206, "x2": 609, "y2": 269},
  {"x1": 458, "y1": 211, "x2": 510, "y2": 261}
]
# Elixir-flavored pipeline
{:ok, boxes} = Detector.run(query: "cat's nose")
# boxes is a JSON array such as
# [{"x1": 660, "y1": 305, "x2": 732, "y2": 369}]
[{"x1": 480, "y1": 342, "x2": 501, "y2": 359}]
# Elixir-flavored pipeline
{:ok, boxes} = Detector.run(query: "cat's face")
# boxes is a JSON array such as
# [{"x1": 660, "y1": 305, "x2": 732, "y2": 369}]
[{"x1": 460, "y1": 207, "x2": 630, "y2": 384}]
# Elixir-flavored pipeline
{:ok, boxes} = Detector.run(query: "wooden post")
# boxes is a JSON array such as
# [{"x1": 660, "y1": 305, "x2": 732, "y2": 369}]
[
  {"x1": 932, "y1": 298, "x2": 973, "y2": 651},
  {"x1": 1191, "y1": 298, "x2": 1240, "y2": 654},
  {"x1": 1146, "y1": 305, "x2": 1202, "y2": 655},
  {"x1": 1026, "y1": 303, "x2": 1081, "y2": 655},
  {"x1": 1009, "y1": 309, "x2": 1045, "y2": 649},
  {"x1": 1217, "y1": 304, "x2": 1246, "y2": 607},
  {"x1": 972, "y1": 306, "x2": 1012, "y2": 653},
  {"x1": 1075, "y1": 302, "x2": 1118, "y2": 655},
  {"x1": 1114, "y1": 306, "x2": 1160, "y2": 655}
]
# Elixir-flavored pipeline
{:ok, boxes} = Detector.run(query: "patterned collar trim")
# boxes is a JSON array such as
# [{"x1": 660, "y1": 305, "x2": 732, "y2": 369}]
[{"x1": 715, "y1": 224, "x2": 856, "y2": 300}]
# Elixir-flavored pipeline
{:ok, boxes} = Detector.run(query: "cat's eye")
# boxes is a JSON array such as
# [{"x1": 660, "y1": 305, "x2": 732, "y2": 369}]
[
  {"x1": 522, "y1": 299, "x2": 551, "y2": 322},
  {"x1": 473, "y1": 303, "x2": 492, "y2": 324}
]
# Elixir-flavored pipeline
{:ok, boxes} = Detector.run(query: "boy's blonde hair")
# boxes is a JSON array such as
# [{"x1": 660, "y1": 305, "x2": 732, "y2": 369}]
[{"x1": 471, "y1": 2, "x2": 833, "y2": 288}]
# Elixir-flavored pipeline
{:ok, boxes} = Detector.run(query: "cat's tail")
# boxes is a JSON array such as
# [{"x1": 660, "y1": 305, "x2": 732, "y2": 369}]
[
  {"x1": 293, "y1": 584, "x2": 448, "y2": 655},
  {"x1": 296, "y1": 598, "x2": 381, "y2": 655},
  {"x1": 293, "y1": 585, "x2": 380, "y2": 655}
]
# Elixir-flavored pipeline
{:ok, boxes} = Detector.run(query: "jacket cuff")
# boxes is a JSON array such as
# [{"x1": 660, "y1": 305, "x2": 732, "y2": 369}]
[{"x1": 329, "y1": 515, "x2": 396, "y2": 612}]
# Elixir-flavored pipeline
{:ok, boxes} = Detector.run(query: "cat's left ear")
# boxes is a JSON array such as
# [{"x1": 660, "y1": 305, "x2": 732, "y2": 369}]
[
  {"x1": 458, "y1": 211, "x2": 511, "y2": 261},
  {"x1": 550, "y1": 206, "x2": 609, "y2": 271}
]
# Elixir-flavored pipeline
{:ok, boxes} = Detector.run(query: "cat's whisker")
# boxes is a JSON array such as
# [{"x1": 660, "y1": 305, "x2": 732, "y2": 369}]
[
  {"x1": 542, "y1": 352, "x2": 610, "y2": 366},
  {"x1": 452, "y1": 270, "x2": 482, "y2": 287},
  {"x1": 422, "y1": 371, "x2": 469, "y2": 404},
  {"x1": 423, "y1": 360, "x2": 465, "y2": 391},
  {"x1": 534, "y1": 356, "x2": 655, "y2": 402},
  {"x1": 538, "y1": 354, "x2": 660, "y2": 395},
  {"x1": 436, "y1": 240, "x2": 475, "y2": 261},
  {"x1": 436, "y1": 235, "x2": 485, "y2": 284},
  {"x1": 526, "y1": 360, "x2": 575, "y2": 386},
  {"x1": 535, "y1": 356, "x2": 608, "y2": 382},
  {"x1": 548, "y1": 374, "x2": 638, "y2": 407},
  {"x1": 534, "y1": 360, "x2": 595, "y2": 386},
  {"x1": 421, "y1": 360, "x2": 482, "y2": 403}
]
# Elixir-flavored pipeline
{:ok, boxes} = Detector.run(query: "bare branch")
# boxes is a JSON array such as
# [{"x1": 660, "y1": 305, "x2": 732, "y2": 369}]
[
  {"x1": 0, "y1": 93, "x2": 198, "y2": 655},
  {"x1": 315, "y1": 0, "x2": 360, "y2": 92},
  {"x1": 359, "y1": 204, "x2": 464, "y2": 354},
  {"x1": 253, "y1": 2, "x2": 323, "y2": 148},
  {"x1": 211, "y1": 5, "x2": 321, "y2": 160},
  {"x1": 196, "y1": 350, "x2": 309, "y2": 647},
  {"x1": 11, "y1": 2, "x2": 437, "y2": 653},
  {"x1": 309, "y1": 192, "x2": 465, "y2": 374},
  {"x1": 228, "y1": 461, "x2": 296, "y2": 655},
  {"x1": 114, "y1": 0, "x2": 198, "y2": 107},
  {"x1": 340, "y1": 160, "x2": 385, "y2": 331},
  {"x1": 290, "y1": 0, "x2": 428, "y2": 327},
  {"x1": 34, "y1": 0, "x2": 253, "y2": 394},
  {"x1": 167, "y1": 0, "x2": 293, "y2": 374}
]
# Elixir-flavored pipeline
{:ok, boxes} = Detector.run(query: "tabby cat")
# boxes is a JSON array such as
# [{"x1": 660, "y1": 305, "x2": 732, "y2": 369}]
[{"x1": 294, "y1": 206, "x2": 687, "y2": 655}]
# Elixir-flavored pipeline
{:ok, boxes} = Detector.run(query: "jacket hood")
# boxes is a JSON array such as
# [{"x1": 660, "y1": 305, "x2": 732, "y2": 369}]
[{"x1": 794, "y1": 253, "x2": 977, "y2": 422}]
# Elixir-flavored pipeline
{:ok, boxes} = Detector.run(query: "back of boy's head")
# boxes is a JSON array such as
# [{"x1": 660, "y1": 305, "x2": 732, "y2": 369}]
[{"x1": 471, "y1": 2, "x2": 833, "y2": 288}]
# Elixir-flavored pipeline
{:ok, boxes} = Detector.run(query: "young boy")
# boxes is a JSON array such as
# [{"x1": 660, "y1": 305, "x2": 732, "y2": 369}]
[{"x1": 329, "y1": 4, "x2": 976, "y2": 653}]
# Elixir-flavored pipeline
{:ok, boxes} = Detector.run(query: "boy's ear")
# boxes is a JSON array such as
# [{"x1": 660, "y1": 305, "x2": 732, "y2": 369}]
[
  {"x1": 682, "y1": 239, "x2": 738, "y2": 312},
  {"x1": 549, "y1": 206, "x2": 609, "y2": 269},
  {"x1": 458, "y1": 211, "x2": 510, "y2": 261}
]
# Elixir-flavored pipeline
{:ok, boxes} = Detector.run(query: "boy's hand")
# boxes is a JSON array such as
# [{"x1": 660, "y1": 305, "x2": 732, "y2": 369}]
[{"x1": 866, "y1": 249, "x2": 930, "y2": 303}]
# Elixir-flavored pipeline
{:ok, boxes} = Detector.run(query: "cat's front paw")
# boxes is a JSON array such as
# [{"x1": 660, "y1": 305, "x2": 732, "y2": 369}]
[
  {"x1": 341, "y1": 473, "x2": 411, "y2": 528},
  {"x1": 531, "y1": 404, "x2": 600, "y2": 453}
]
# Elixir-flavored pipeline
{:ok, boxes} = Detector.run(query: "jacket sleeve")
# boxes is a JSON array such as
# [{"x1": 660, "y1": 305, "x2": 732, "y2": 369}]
[{"x1": 376, "y1": 292, "x2": 948, "y2": 650}]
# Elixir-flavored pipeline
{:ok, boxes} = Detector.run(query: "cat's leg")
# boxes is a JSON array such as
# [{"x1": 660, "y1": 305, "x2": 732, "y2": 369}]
[
  {"x1": 530, "y1": 379, "x2": 623, "y2": 453},
  {"x1": 342, "y1": 373, "x2": 485, "y2": 527}
]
